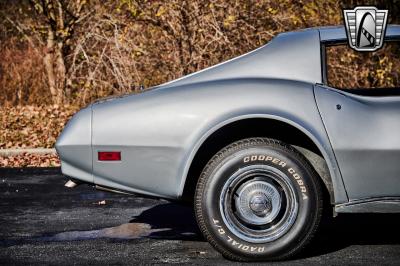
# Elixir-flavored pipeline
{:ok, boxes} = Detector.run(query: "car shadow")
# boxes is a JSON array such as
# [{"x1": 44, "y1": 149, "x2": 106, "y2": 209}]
[
  {"x1": 132, "y1": 203, "x2": 400, "y2": 257},
  {"x1": 129, "y1": 202, "x2": 202, "y2": 241},
  {"x1": 302, "y1": 212, "x2": 400, "y2": 258}
]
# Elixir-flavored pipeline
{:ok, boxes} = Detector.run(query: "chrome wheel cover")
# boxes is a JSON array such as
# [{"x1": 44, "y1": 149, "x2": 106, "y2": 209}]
[{"x1": 219, "y1": 165, "x2": 298, "y2": 243}]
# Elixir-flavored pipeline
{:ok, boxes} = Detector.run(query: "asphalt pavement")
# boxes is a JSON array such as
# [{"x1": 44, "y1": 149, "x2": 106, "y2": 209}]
[{"x1": 0, "y1": 168, "x2": 399, "y2": 265}]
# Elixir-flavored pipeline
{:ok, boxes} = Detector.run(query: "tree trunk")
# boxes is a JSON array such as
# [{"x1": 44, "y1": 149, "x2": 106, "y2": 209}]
[
  {"x1": 55, "y1": 41, "x2": 66, "y2": 101},
  {"x1": 43, "y1": 28, "x2": 65, "y2": 104}
]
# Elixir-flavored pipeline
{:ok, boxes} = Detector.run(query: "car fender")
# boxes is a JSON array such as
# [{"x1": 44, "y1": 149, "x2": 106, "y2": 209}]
[{"x1": 179, "y1": 112, "x2": 347, "y2": 204}]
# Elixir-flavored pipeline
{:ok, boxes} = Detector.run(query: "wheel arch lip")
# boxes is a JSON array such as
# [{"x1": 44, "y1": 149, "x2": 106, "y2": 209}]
[{"x1": 178, "y1": 113, "x2": 348, "y2": 204}]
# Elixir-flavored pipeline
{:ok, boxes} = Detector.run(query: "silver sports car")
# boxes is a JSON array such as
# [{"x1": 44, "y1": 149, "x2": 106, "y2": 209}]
[{"x1": 56, "y1": 25, "x2": 400, "y2": 261}]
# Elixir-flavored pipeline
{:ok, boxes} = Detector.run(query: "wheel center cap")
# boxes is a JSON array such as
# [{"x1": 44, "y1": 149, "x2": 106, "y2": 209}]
[
  {"x1": 234, "y1": 180, "x2": 282, "y2": 225},
  {"x1": 249, "y1": 194, "x2": 270, "y2": 214}
]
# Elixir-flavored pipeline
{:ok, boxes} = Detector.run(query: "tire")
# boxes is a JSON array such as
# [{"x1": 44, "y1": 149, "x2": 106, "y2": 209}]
[{"x1": 194, "y1": 138, "x2": 323, "y2": 261}]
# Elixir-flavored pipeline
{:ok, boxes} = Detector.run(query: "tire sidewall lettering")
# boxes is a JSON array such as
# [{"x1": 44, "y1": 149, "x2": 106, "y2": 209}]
[
  {"x1": 242, "y1": 154, "x2": 308, "y2": 200},
  {"x1": 212, "y1": 218, "x2": 265, "y2": 253},
  {"x1": 200, "y1": 143, "x2": 320, "y2": 259}
]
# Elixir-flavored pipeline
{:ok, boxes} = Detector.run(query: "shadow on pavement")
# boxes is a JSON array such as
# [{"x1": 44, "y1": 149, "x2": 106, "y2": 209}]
[
  {"x1": 129, "y1": 202, "x2": 202, "y2": 241},
  {"x1": 32, "y1": 203, "x2": 201, "y2": 243},
  {"x1": 3, "y1": 200, "x2": 400, "y2": 260},
  {"x1": 298, "y1": 212, "x2": 400, "y2": 258},
  {"x1": 130, "y1": 203, "x2": 400, "y2": 257}
]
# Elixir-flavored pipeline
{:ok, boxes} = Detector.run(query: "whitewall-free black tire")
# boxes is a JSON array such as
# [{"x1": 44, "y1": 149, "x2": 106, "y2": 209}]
[{"x1": 194, "y1": 138, "x2": 323, "y2": 261}]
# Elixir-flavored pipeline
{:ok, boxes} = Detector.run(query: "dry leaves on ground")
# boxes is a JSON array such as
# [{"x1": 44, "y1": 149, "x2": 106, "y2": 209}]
[
  {"x1": 0, "y1": 105, "x2": 72, "y2": 167},
  {"x1": 0, "y1": 153, "x2": 60, "y2": 167},
  {"x1": 0, "y1": 104, "x2": 79, "y2": 149}
]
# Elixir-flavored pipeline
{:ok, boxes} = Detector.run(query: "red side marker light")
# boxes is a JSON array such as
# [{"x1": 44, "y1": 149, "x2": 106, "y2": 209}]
[{"x1": 98, "y1": 151, "x2": 121, "y2": 161}]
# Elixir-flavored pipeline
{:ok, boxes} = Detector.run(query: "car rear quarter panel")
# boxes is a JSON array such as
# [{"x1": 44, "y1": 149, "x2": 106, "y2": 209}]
[{"x1": 91, "y1": 79, "x2": 347, "y2": 203}]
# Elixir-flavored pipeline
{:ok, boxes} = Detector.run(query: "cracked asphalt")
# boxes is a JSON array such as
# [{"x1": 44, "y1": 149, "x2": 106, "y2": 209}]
[{"x1": 0, "y1": 168, "x2": 399, "y2": 265}]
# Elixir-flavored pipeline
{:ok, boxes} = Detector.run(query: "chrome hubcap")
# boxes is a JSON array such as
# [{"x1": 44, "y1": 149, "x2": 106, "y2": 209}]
[{"x1": 219, "y1": 165, "x2": 298, "y2": 243}]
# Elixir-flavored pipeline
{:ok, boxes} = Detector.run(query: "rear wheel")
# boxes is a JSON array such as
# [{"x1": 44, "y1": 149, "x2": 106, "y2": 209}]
[{"x1": 194, "y1": 138, "x2": 323, "y2": 261}]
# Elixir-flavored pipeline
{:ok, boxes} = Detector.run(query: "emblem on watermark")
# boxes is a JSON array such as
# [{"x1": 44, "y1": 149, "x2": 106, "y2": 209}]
[{"x1": 343, "y1": 6, "x2": 388, "y2": 51}]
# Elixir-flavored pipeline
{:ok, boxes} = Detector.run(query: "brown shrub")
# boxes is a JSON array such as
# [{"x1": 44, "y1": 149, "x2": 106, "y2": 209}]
[
  {"x1": 0, "y1": 38, "x2": 50, "y2": 106},
  {"x1": 327, "y1": 42, "x2": 400, "y2": 89},
  {"x1": 0, "y1": 1, "x2": 399, "y2": 106}
]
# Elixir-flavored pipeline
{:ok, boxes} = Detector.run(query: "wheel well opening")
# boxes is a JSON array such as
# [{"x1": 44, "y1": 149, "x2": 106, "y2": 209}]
[{"x1": 182, "y1": 118, "x2": 332, "y2": 203}]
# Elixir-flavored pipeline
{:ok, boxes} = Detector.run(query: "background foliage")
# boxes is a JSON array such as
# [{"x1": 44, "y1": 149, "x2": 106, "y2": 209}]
[
  {"x1": 0, "y1": 0, "x2": 399, "y2": 152},
  {"x1": 1, "y1": 0, "x2": 399, "y2": 106}
]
